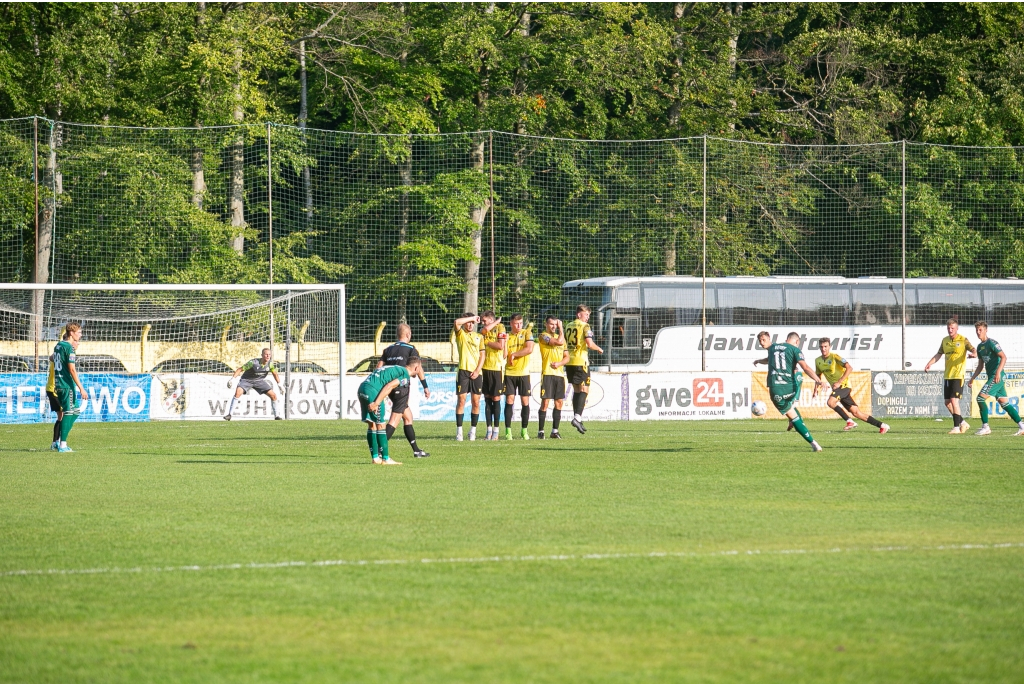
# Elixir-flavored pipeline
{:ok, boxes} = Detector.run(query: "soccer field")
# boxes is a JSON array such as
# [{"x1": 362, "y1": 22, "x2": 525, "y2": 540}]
[{"x1": 2, "y1": 419, "x2": 1023, "y2": 682}]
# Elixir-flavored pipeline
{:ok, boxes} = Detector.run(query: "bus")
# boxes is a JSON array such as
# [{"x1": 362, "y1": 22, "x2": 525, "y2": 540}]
[{"x1": 561, "y1": 276, "x2": 1024, "y2": 372}]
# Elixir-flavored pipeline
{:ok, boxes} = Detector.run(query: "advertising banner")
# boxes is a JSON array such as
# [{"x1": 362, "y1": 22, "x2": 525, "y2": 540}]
[
  {"x1": 870, "y1": 371, "x2": 971, "y2": 418},
  {"x1": 0, "y1": 373, "x2": 151, "y2": 424},
  {"x1": 152, "y1": 373, "x2": 348, "y2": 420},
  {"x1": 969, "y1": 371, "x2": 1024, "y2": 421},
  {"x1": 621, "y1": 372, "x2": 751, "y2": 420},
  {"x1": 751, "y1": 371, "x2": 872, "y2": 420}
]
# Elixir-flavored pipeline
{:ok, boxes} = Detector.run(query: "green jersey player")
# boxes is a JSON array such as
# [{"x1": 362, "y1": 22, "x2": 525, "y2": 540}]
[
  {"x1": 969, "y1": 321, "x2": 1024, "y2": 436},
  {"x1": 754, "y1": 331, "x2": 827, "y2": 451},
  {"x1": 357, "y1": 356, "x2": 422, "y2": 465},
  {"x1": 51, "y1": 322, "x2": 89, "y2": 452}
]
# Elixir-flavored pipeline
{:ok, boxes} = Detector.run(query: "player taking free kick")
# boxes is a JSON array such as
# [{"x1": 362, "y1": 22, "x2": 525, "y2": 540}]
[
  {"x1": 754, "y1": 331, "x2": 826, "y2": 452},
  {"x1": 564, "y1": 304, "x2": 603, "y2": 435},
  {"x1": 924, "y1": 318, "x2": 976, "y2": 434},
  {"x1": 968, "y1": 321, "x2": 1024, "y2": 436},
  {"x1": 225, "y1": 348, "x2": 283, "y2": 420},
  {"x1": 813, "y1": 337, "x2": 889, "y2": 434},
  {"x1": 358, "y1": 355, "x2": 422, "y2": 465}
]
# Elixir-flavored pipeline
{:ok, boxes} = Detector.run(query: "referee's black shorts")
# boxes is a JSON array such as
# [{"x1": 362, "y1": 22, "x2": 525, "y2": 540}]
[{"x1": 388, "y1": 385, "x2": 410, "y2": 413}]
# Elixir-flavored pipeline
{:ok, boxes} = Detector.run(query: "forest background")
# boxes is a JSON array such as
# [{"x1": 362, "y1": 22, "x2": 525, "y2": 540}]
[{"x1": 2, "y1": 2, "x2": 1023, "y2": 339}]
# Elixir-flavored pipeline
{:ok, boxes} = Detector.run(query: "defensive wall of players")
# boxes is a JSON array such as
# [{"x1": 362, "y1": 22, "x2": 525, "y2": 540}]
[{"x1": 0, "y1": 369, "x2": 1010, "y2": 424}]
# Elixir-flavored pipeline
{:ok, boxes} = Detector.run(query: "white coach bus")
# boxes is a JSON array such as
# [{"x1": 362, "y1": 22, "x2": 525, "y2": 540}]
[{"x1": 561, "y1": 276, "x2": 1024, "y2": 372}]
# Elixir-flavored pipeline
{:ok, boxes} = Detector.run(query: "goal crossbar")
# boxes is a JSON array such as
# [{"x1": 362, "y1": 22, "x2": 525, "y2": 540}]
[{"x1": 0, "y1": 283, "x2": 346, "y2": 291}]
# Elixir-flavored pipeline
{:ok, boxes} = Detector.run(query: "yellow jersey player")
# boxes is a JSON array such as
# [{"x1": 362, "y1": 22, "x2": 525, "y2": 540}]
[
  {"x1": 537, "y1": 315, "x2": 569, "y2": 439},
  {"x1": 924, "y1": 318, "x2": 976, "y2": 434},
  {"x1": 479, "y1": 311, "x2": 507, "y2": 441},
  {"x1": 453, "y1": 313, "x2": 485, "y2": 441},
  {"x1": 503, "y1": 314, "x2": 535, "y2": 440},
  {"x1": 813, "y1": 337, "x2": 889, "y2": 434},
  {"x1": 564, "y1": 304, "x2": 603, "y2": 434}
]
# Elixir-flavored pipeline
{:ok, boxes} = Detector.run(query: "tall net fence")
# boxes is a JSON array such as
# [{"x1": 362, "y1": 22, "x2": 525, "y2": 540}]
[{"x1": 1, "y1": 118, "x2": 1022, "y2": 349}]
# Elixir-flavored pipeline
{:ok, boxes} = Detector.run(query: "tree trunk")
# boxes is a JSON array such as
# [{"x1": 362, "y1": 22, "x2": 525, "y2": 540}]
[
  {"x1": 191, "y1": 1, "x2": 207, "y2": 209},
  {"x1": 33, "y1": 122, "x2": 59, "y2": 343},
  {"x1": 667, "y1": 2, "x2": 685, "y2": 127},
  {"x1": 726, "y1": 1, "x2": 742, "y2": 132},
  {"x1": 664, "y1": 223, "x2": 678, "y2": 275},
  {"x1": 299, "y1": 38, "x2": 313, "y2": 243},
  {"x1": 396, "y1": 6, "x2": 410, "y2": 323},
  {"x1": 514, "y1": 10, "x2": 529, "y2": 135},
  {"x1": 464, "y1": 137, "x2": 489, "y2": 316},
  {"x1": 229, "y1": 45, "x2": 245, "y2": 255}
]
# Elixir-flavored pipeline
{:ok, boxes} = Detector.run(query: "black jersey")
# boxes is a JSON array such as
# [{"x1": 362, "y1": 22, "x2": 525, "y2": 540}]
[{"x1": 380, "y1": 341, "x2": 418, "y2": 367}]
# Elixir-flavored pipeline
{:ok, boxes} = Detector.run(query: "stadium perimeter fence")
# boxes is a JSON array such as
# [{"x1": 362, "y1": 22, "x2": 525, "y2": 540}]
[{"x1": 1, "y1": 117, "x2": 1023, "y2": 370}]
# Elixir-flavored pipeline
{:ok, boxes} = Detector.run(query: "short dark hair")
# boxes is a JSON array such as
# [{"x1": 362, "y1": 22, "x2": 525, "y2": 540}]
[
  {"x1": 975, "y1": 321, "x2": 988, "y2": 330},
  {"x1": 510, "y1": 313, "x2": 524, "y2": 323},
  {"x1": 406, "y1": 355, "x2": 421, "y2": 366},
  {"x1": 481, "y1": 310, "x2": 496, "y2": 320},
  {"x1": 463, "y1": 312, "x2": 475, "y2": 319},
  {"x1": 819, "y1": 336, "x2": 831, "y2": 346},
  {"x1": 576, "y1": 304, "x2": 591, "y2": 314},
  {"x1": 546, "y1": 314, "x2": 558, "y2": 322},
  {"x1": 786, "y1": 332, "x2": 800, "y2": 343},
  {"x1": 757, "y1": 330, "x2": 770, "y2": 339}
]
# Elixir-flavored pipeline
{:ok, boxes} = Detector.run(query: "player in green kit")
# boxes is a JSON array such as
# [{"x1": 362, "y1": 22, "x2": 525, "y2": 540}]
[
  {"x1": 754, "y1": 331, "x2": 826, "y2": 452},
  {"x1": 51, "y1": 322, "x2": 89, "y2": 453},
  {"x1": 969, "y1": 321, "x2": 1024, "y2": 436},
  {"x1": 357, "y1": 355, "x2": 422, "y2": 465}
]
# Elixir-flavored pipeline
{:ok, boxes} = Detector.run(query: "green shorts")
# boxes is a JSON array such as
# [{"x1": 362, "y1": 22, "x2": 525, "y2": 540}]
[
  {"x1": 357, "y1": 388, "x2": 386, "y2": 423},
  {"x1": 769, "y1": 386, "x2": 798, "y2": 414},
  {"x1": 979, "y1": 378, "x2": 1007, "y2": 399},
  {"x1": 55, "y1": 386, "x2": 81, "y2": 415}
]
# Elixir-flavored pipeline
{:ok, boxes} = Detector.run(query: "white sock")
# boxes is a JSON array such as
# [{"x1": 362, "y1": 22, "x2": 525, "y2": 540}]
[
  {"x1": 574, "y1": 414, "x2": 582, "y2": 422},
  {"x1": 60, "y1": 441, "x2": 67, "y2": 448},
  {"x1": 228, "y1": 396, "x2": 237, "y2": 414},
  {"x1": 270, "y1": 400, "x2": 278, "y2": 417}
]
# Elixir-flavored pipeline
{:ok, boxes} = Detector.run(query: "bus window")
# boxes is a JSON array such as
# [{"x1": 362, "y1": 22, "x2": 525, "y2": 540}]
[
  {"x1": 853, "y1": 284, "x2": 905, "y2": 325},
  {"x1": 611, "y1": 315, "x2": 642, "y2": 364},
  {"x1": 614, "y1": 286, "x2": 640, "y2": 312},
  {"x1": 783, "y1": 286, "x2": 850, "y2": 325},
  {"x1": 914, "y1": 287, "x2": 983, "y2": 326},
  {"x1": 642, "y1": 285, "x2": 707, "y2": 329},
  {"x1": 984, "y1": 287, "x2": 1024, "y2": 326},
  {"x1": 716, "y1": 285, "x2": 783, "y2": 325}
]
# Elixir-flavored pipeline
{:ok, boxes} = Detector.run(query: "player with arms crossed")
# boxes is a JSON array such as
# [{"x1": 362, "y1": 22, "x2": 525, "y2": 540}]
[
  {"x1": 564, "y1": 304, "x2": 604, "y2": 434},
  {"x1": 537, "y1": 315, "x2": 569, "y2": 439},
  {"x1": 225, "y1": 348, "x2": 283, "y2": 420},
  {"x1": 503, "y1": 314, "x2": 535, "y2": 440},
  {"x1": 754, "y1": 331, "x2": 825, "y2": 452},
  {"x1": 479, "y1": 311, "x2": 507, "y2": 441},
  {"x1": 924, "y1": 318, "x2": 976, "y2": 434},
  {"x1": 968, "y1": 321, "x2": 1024, "y2": 436},
  {"x1": 50, "y1": 322, "x2": 89, "y2": 452},
  {"x1": 453, "y1": 314, "x2": 485, "y2": 441},
  {"x1": 813, "y1": 337, "x2": 889, "y2": 433},
  {"x1": 358, "y1": 356, "x2": 422, "y2": 465},
  {"x1": 376, "y1": 323, "x2": 430, "y2": 457}
]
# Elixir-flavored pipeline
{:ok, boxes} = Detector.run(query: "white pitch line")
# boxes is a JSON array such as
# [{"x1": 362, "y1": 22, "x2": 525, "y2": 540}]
[{"x1": 3, "y1": 542, "x2": 1023, "y2": 579}]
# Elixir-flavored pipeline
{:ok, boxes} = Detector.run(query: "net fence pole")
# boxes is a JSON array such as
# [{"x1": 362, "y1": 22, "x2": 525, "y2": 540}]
[
  {"x1": 285, "y1": 292, "x2": 291, "y2": 420},
  {"x1": 267, "y1": 123, "x2": 274, "y2": 360},
  {"x1": 901, "y1": 139, "x2": 907, "y2": 370},
  {"x1": 32, "y1": 116, "x2": 39, "y2": 372},
  {"x1": 338, "y1": 285, "x2": 346, "y2": 419},
  {"x1": 489, "y1": 131, "x2": 495, "y2": 310},
  {"x1": 701, "y1": 134, "x2": 707, "y2": 373}
]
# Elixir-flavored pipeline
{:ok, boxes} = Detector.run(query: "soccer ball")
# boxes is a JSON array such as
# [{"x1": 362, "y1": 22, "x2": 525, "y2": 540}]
[{"x1": 751, "y1": 400, "x2": 767, "y2": 417}]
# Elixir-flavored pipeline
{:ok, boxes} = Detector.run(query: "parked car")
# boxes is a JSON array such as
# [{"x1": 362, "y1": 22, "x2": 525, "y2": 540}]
[
  {"x1": 348, "y1": 355, "x2": 450, "y2": 373},
  {"x1": 151, "y1": 358, "x2": 233, "y2": 374},
  {"x1": 74, "y1": 355, "x2": 129, "y2": 373},
  {"x1": 0, "y1": 355, "x2": 32, "y2": 372},
  {"x1": 281, "y1": 361, "x2": 327, "y2": 373}
]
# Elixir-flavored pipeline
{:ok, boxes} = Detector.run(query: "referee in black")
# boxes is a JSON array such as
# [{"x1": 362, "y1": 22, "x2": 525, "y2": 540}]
[{"x1": 376, "y1": 323, "x2": 430, "y2": 457}]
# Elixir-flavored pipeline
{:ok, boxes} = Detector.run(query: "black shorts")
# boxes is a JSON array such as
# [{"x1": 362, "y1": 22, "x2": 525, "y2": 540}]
[
  {"x1": 238, "y1": 378, "x2": 274, "y2": 395},
  {"x1": 540, "y1": 375, "x2": 566, "y2": 401},
  {"x1": 482, "y1": 369, "x2": 505, "y2": 397},
  {"x1": 46, "y1": 391, "x2": 61, "y2": 413},
  {"x1": 830, "y1": 387, "x2": 857, "y2": 409},
  {"x1": 944, "y1": 379, "x2": 964, "y2": 400},
  {"x1": 456, "y1": 369, "x2": 483, "y2": 395},
  {"x1": 388, "y1": 385, "x2": 410, "y2": 413},
  {"x1": 505, "y1": 375, "x2": 531, "y2": 398},
  {"x1": 565, "y1": 364, "x2": 591, "y2": 388}
]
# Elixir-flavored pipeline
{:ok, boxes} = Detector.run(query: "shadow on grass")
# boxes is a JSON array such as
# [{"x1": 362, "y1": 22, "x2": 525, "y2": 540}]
[{"x1": 176, "y1": 458, "x2": 366, "y2": 465}]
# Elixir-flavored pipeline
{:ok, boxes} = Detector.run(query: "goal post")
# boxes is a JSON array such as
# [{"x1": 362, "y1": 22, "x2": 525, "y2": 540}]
[{"x1": 0, "y1": 283, "x2": 346, "y2": 422}]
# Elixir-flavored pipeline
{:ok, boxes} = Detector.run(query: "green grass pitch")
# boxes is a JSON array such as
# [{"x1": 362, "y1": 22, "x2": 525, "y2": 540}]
[{"x1": 2, "y1": 418, "x2": 1023, "y2": 682}]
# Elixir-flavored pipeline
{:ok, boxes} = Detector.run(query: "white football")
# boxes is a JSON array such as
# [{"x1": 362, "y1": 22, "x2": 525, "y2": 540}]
[{"x1": 751, "y1": 400, "x2": 767, "y2": 417}]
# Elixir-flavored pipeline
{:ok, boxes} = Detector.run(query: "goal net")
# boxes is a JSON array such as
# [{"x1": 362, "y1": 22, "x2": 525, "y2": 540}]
[{"x1": 0, "y1": 284, "x2": 345, "y2": 423}]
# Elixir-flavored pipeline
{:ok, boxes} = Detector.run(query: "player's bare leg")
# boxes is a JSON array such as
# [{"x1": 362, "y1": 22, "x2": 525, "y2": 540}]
[{"x1": 785, "y1": 407, "x2": 821, "y2": 451}]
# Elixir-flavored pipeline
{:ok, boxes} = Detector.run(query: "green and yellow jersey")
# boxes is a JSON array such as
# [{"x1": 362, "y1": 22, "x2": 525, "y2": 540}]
[
  {"x1": 454, "y1": 327, "x2": 484, "y2": 372},
  {"x1": 505, "y1": 328, "x2": 534, "y2": 377},
  {"x1": 538, "y1": 330, "x2": 566, "y2": 378},
  {"x1": 941, "y1": 334, "x2": 975, "y2": 380},
  {"x1": 51, "y1": 340, "x2": 77, "y2": 390},
  {"x1": 564, "y1": 319, "x2": 593, "y2": 367},
  {"x1": 815, "y1": 352, "x2": 849, "y2": 389},
  {"x1": 481, "y1": 323, "x2": 506, "y2": 372}
]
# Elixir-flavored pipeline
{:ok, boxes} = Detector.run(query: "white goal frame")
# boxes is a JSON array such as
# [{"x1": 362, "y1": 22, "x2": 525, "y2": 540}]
[{"x1": 0, "y1": 283, "x2": 347, "y2": 420}]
